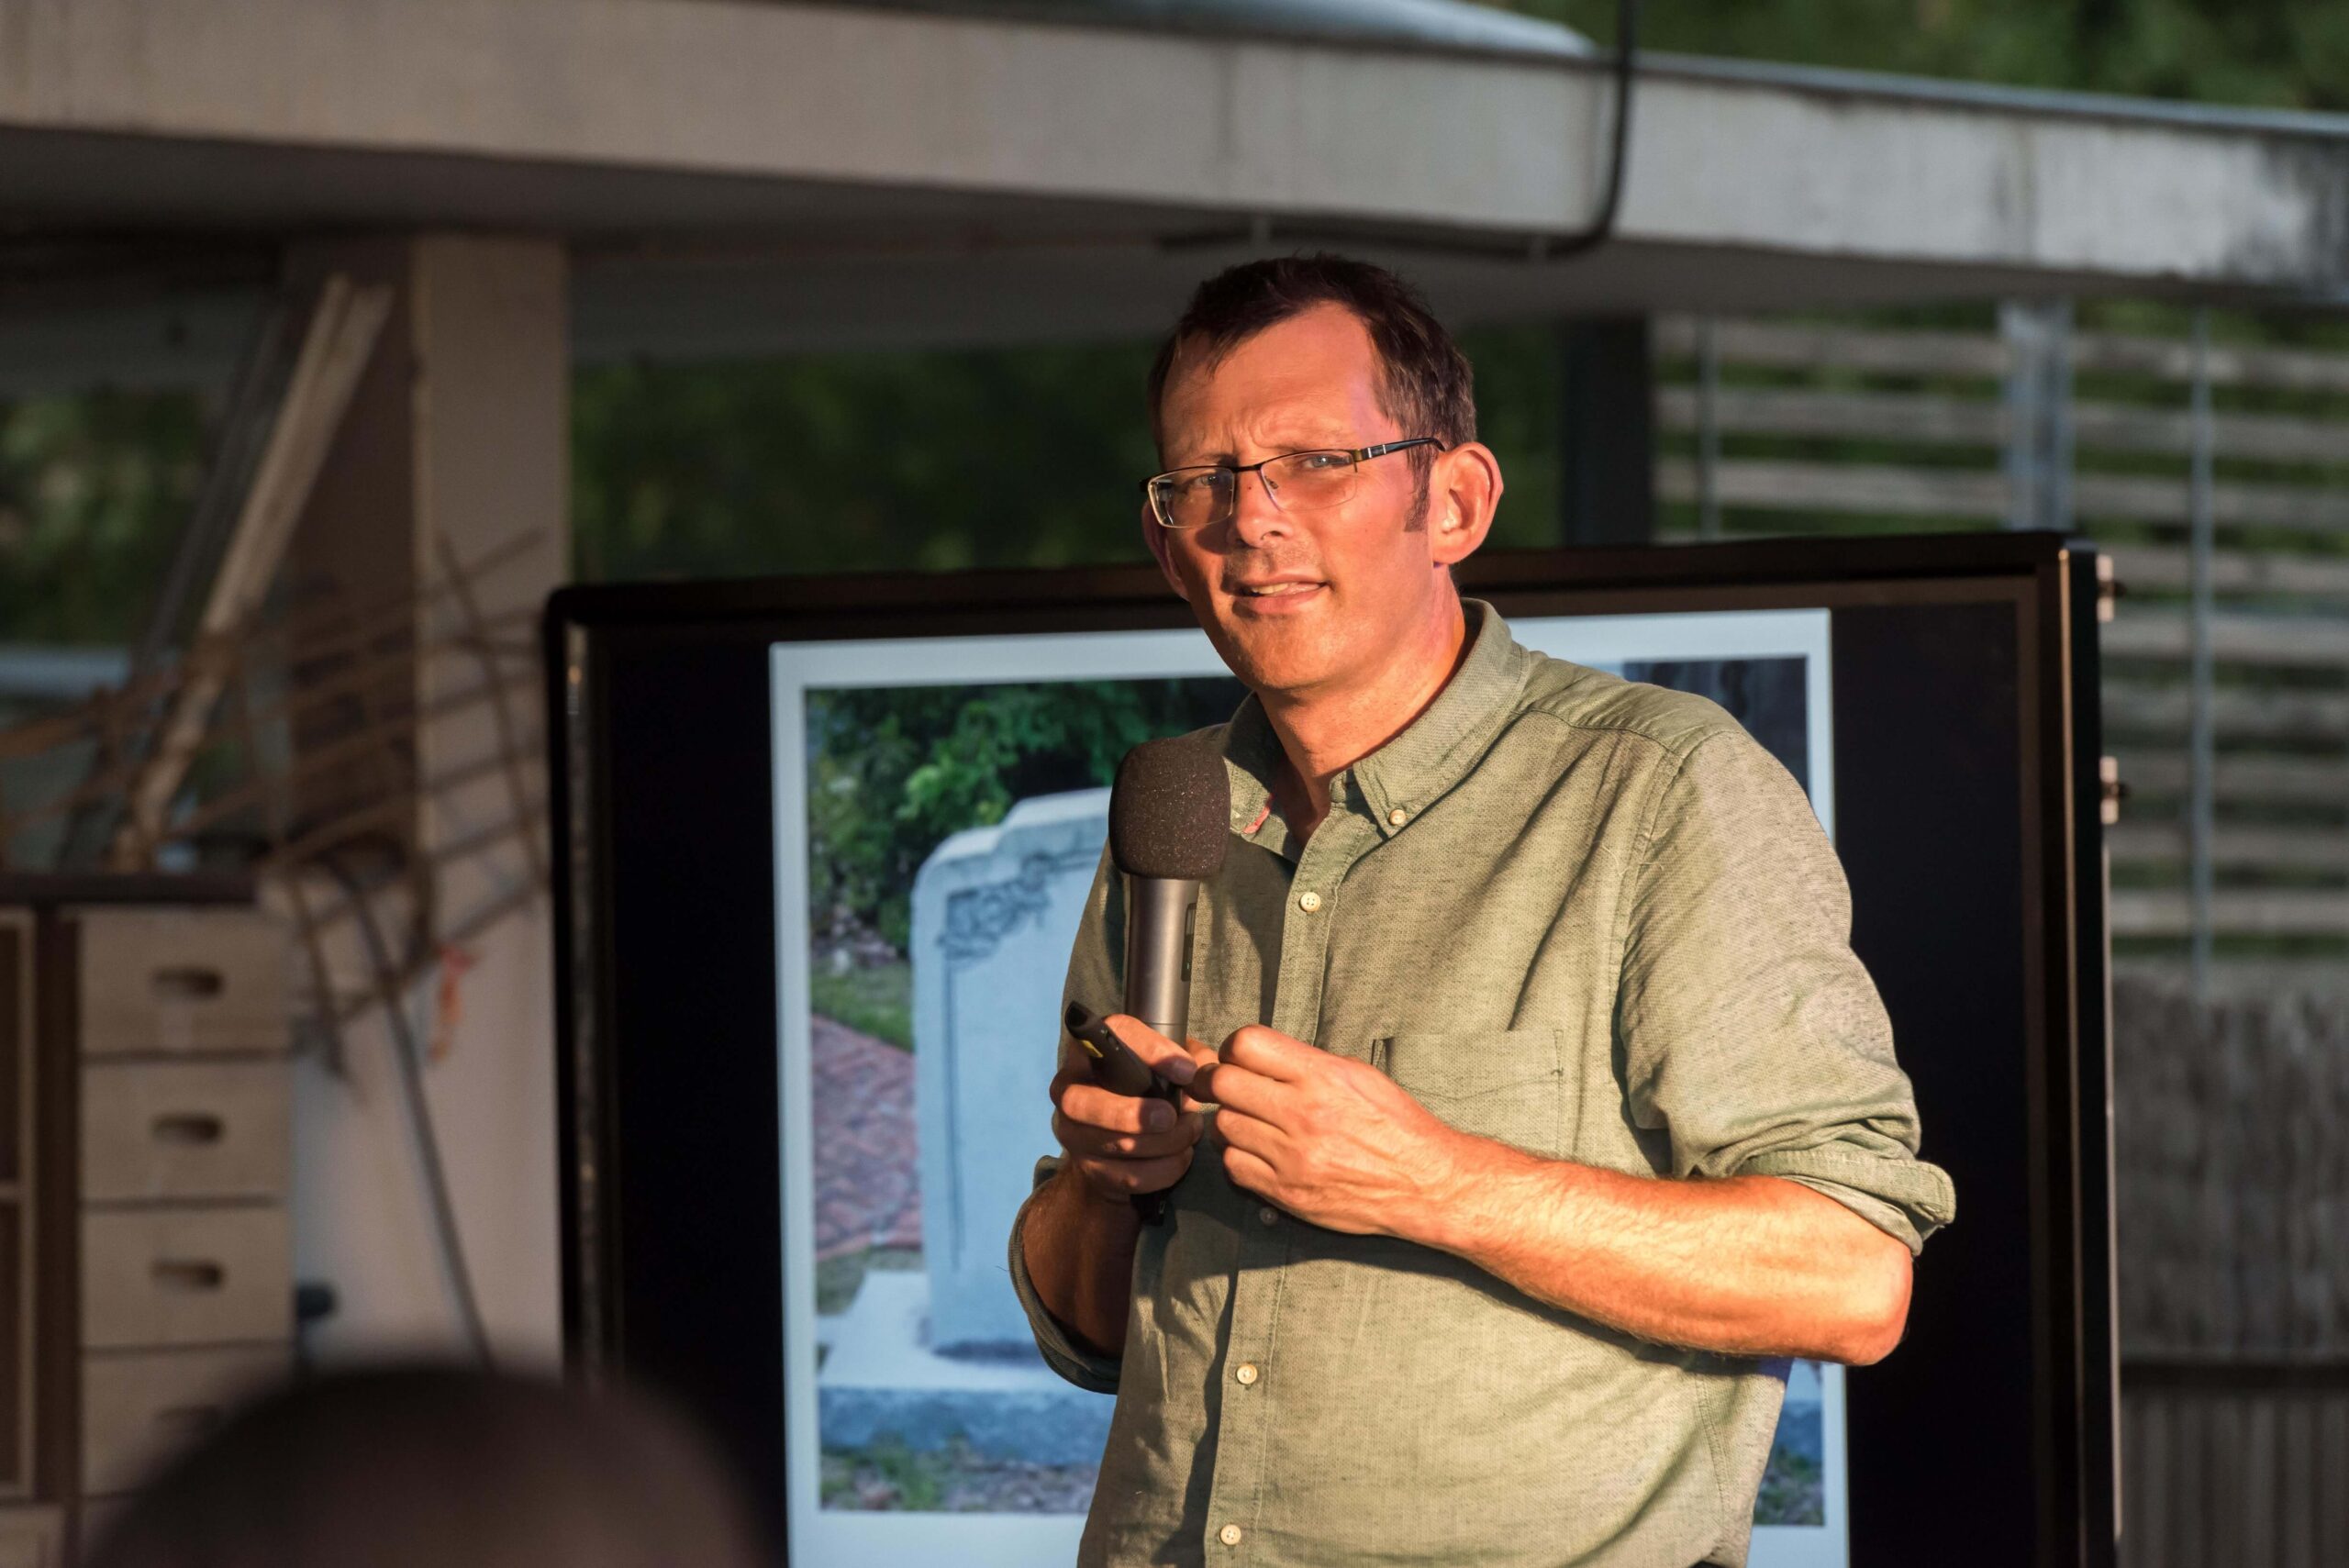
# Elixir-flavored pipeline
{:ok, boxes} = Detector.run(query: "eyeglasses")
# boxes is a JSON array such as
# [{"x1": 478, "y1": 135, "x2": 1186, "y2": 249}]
[{"x1": 1141, "y1": 438, "x2": 1445, "y2": 530}]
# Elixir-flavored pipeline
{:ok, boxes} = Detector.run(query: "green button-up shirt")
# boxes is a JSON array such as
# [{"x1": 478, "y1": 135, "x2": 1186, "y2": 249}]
[{"x1": 1009, "y1": 600, "x2": 1955, "y2": 1568}]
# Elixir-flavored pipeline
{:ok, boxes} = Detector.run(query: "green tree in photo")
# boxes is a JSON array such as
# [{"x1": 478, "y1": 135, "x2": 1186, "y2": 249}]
[
  {"x1": 807, "y1": 676, "x2": 1242, "y2": 956},
  {"x1": 573, "y1": 344, "x2": 1165, "y2": 583}
]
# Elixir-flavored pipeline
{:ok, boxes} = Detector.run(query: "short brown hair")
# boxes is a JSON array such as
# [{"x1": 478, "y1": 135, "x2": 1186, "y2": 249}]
[{"x1": 1146, "y1": 255, "x2": 1476, "y2": 468}]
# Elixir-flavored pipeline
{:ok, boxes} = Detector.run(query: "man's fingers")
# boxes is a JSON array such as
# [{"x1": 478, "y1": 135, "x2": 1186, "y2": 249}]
[
  {"x1": 1219, "y1": 1023, "x2": 1316, "y2": 1082},
  {"x1": 1077, "y1": 1149, "x2": 1193, "y2": 1195},
  {"x1": 1052, "y1": 1106, "x2": 1201, "y2": 1162},
  {"x1": 1057, "y1": 1080, "x2": 1176, "y2": 1136},
  {"x1": 1175, "y1": 1040, "x2": 1222, "y2": 1111},
  {"x1": 1103, "y1": 1114, "x2": 1204, "y2": 1158},
  {"x1": 1221, "y1": 1144, "x2": 1279, "y2": 1199},
  {"x1": 1103, "y1": 1014, "x2": 1197, "y2": 1084},
  {"x1": 1212, "y1": 1106, "x2": 1289, "y2": 1162},
  {"x1": 1203, "y1": 1060, "x2": 1291, "y2": 1120}
]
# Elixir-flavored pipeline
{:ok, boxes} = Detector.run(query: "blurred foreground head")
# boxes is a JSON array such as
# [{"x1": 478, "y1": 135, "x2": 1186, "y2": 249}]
[{"x1": 84, "y1": 1366, "x2": 764, "y2": 1568}]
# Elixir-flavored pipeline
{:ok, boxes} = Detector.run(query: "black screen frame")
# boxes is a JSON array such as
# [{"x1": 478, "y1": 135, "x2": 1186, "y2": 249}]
[{"x1": 544, "y1": 531, "x2": 2115, "y2": 1568}]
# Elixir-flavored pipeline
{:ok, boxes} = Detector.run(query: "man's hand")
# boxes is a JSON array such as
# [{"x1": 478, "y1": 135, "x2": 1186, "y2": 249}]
[
  {"x1": 1197, "y1": 1025, "x2": 1466, "y2": 1238},
  {"x1": 1048, "y1": 1014, "x2": 1216, "y2": 1205},
  {"x1": 1026, "y1": 1014, "x2": 1218, "y2": 1359}
]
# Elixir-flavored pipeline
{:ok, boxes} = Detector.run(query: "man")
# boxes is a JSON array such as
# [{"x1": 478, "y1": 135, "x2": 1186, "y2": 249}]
[{"x1": 1010, "y1": 255, "x2": 1954, "y2": 1567}]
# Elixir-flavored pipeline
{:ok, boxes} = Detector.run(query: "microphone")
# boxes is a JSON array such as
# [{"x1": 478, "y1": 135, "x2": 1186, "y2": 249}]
[
  {"x1": 1096, "y1": 736, "x2": 1228, "y2": 1226},
  {"x1": 1109, "y1": 737, "x2": 1230, "y2": 1048}
]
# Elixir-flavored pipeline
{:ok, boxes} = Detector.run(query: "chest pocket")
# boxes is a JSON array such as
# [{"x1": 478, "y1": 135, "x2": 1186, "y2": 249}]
[{"x1": 1372, "y1": 1029, "x2": 1575, "y2": 1161}]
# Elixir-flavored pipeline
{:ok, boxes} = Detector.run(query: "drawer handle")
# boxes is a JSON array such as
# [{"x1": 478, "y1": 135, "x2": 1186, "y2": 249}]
[
  {"x1": 151, "y1": 967, "x2": 226, "y2": 1002},
  {"x1": 151, "y1": 1260, "x2": 226, "y2": 1293},
  {"x1": 151, "y1": 1114, "x2": 226, "y2": 1147}
]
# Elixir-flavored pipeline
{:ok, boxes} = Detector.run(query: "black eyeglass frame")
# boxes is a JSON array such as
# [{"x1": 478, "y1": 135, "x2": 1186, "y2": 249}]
[{"x1": 1140, "y1": 437, "x2": 1447, "y2": 529}]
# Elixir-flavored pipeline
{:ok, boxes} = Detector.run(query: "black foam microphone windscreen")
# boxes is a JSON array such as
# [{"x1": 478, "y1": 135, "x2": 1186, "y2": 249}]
[
  {"x1": 1109, "y1": 737, "x2": 1230, "y2": 881},
  {"x1": 1103, "y1": 738, "x2": 1229, "y2": 1228}
]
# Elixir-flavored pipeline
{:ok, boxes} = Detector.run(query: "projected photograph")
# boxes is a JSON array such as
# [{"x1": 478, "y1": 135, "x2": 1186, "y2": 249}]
[{"x1": 771, "y1": 612, "x2": 1846, "y2": 1567}]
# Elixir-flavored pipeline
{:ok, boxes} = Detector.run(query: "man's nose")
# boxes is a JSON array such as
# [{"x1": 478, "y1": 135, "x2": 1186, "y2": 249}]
[{"x1": 1229, "y1": 467, "x2": 1289, "y2": 548}]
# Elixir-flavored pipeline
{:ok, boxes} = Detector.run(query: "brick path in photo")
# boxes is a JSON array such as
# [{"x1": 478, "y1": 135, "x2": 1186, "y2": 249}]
[{"x1": 812, "y1": 1015, "x2": 924, "y2": 1261}]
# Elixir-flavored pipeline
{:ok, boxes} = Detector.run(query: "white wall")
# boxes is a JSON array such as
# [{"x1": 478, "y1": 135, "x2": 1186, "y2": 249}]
[{"x1": 283, "y1": 235, "x2": 568, "y2": 1366}]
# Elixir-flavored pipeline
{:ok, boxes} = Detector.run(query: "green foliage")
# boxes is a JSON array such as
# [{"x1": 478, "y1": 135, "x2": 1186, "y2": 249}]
[
  {"x1": 1457, "y1": 328, "x2": 1565, "y2": 550},
  {"x1": 0, "y1": 390, "x2": 207, "y2": 644},
  {"x1": 808, "y1": 961, "x2": 915, "y2": 1050},
  {"x1": 1754, "y1": 1441, "x2": 1825, "y2": 1526},
  {"x1": 814, "y1": 1243, "x2": 921, "y2": 1315},
  {"x1": 818, "y1": 1432, "x2": 1099, "y2": 1514},
  {"x1": 820, "y1": 1434, "x2": 944, "y2": 1512},
  {"x1": 807, "y1": 678, "x2": 1242, "y2": 952},
  {"x1": 1484, "y1": 0, "x2": 2349, "y2": 112},
  {"x1": 573, "y1": 343, "x2": 1166, "y2": 582}
]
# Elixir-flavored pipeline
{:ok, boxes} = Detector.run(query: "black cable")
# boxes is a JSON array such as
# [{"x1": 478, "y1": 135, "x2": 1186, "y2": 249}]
[{"x1": 1538, "y1": 0, "x2": 1640, "y2": 261}]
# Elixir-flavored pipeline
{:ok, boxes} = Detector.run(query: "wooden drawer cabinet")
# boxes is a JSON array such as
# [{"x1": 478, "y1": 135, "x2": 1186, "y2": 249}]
[
  {"x1": 0, "y1": 884, "x2": 294, "y2": 1547},
  {"x1": 82, "y1": 1347, "x2": 291, "y2": 1497},
  {"x1": 74, "y1": 910, "x2": 288, "y2": 1059},
  {"x1": 82, "y1": 1208, "x2": 290, "y2": 1351},
  {"x1": 82, "y1": 1063, "x2": 289, "y2": 1205}
]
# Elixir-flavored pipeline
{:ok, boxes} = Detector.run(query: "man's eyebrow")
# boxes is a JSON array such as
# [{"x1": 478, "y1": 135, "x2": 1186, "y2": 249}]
[{"x1": 1169, "y1": 424, "x2": 1356, "y2": 466}]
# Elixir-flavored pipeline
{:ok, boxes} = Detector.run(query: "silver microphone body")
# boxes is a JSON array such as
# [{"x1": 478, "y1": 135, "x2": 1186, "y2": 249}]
[{"x1": 1122, "y1": 873, "x2": 1200, "y2": 1044}]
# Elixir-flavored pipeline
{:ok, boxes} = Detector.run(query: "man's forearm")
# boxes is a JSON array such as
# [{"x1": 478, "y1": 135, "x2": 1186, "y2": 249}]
[
  {"x1": 1020, "y1": 1164, "x2": 1144, "y2": 1357},
  {"x1": 1408, "y1": 1137, "x2": 1914, "y2": 1364}
]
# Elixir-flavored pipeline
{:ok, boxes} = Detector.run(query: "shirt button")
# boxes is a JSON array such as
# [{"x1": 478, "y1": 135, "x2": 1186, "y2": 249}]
[
  {"x1": 1387, "y1": 806, "x2": 1408, "y2": 827},
  {"x1": 1297, "y1": 890, "x2": 1322, "y2": 913},
  {"x1": 1219, "y1": 1524, "x2": 1244, "y2": 1547},
  {"x1": 1257, "y1": 1205, "x2": 1279, "y2": 1227},
  {"x1": 1234, "y1": 1362, "x2": 1260, "y2": 1386}
]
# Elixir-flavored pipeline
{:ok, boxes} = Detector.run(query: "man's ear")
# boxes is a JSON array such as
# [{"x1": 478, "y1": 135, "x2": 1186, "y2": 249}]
[
  {"x1": 1142, "y1": 502, "x2": 1192, "y2": 603},
  {"x1": 1429, "y1": 441, "x2": 1503, "y2": 569}
]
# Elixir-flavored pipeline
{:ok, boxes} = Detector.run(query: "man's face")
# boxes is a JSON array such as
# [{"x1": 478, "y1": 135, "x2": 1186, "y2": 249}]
[{"x1": 1147, "y1": 304, "x2": 1473, "y2": 701}]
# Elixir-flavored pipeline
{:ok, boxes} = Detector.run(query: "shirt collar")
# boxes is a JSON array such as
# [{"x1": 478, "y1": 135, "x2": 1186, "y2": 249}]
[{"x1": 1219, "y1": 598, "x2": 1531, "y2": 846}]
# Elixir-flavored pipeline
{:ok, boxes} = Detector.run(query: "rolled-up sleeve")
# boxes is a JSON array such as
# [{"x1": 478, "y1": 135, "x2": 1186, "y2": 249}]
[
  {"x1": 1008, "y1": 1156, "x2": 1123, "y2": 1393},
  {"x1": 1616, "y1": 727, "x2": 1956, "y2": 1253}
]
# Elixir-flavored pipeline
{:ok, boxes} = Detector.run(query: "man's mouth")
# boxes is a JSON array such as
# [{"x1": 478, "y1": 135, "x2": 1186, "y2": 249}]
[{"x1": 1230, "y1": 580, "x2": 1324, "y2": 598}]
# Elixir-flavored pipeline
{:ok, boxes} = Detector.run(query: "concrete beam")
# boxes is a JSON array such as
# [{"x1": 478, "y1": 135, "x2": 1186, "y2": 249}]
[{"x1": 0, "y1": 0, "x2": 2342, "y2": 299}]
